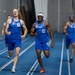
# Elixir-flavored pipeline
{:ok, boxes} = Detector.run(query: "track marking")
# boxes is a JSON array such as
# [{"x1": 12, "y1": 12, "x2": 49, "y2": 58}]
[
  {"x1": 0, "y1": 50, "x2": 7, "y2": 55},
  {"x1": 0, "y1": 48, "x2": 7, "y2": 52},
  {"x1": 59, "y1": 38, "x2": 64, "y2": 75},
  {"x1": 26, "y1": 52, "x2": 44, "y2": 75},
  {"x1": 67, "y1": 49, "x2": 71, "y2": 75},
  {"x1": 0, "y1": 41, "x2": 4, "y2": 44},
  {"x1": 30, "y1": 53, "x2": 44, "y2": 75},
  {"x1": 0, "y1": 37, "x2": 30, "y2": 55},
  {"x1": 0, "y1": 42, "x2": 35, "y2": 71},
  {"x1": 26, "y1": 40, "x2": 51, "y2": 75}
]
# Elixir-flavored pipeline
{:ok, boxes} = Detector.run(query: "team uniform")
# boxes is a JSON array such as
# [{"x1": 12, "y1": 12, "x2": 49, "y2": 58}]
[
  {"x1": 3, "y1": 22, "x2": 9, "y2": 45},
  {"x1": 66, "y1": 22, "x2": 75, "y2": 46},
  {"x1": 34, "y1": 20, "x2": 50, "y2": 50},
  {"x1": 8, "y1": 18, "x2": 22, "y2": 50}
]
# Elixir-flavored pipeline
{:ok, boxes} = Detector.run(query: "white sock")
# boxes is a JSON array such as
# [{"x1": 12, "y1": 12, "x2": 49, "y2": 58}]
[
  {"x1": 12, "y1": 66, "x2": 16, "y2": 69},
  {"x1": 70, "y1": 57, "x2": 73, "y2": 58}
]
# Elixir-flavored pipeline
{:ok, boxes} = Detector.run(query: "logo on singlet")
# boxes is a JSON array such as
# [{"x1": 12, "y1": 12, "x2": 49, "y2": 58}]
[
  {"x1": 42, "y1": 29, "x2": 45, "y2": 33},
  {"x1": 17, "y1": 23, "x2": 20, "y2": 27},
  {"x1": 70, "y1": 25, "x2": 75, "y2": 28},
  {"x1": 35, "y1": 24, "x2": 42, "y2": 28},
  {"x1": 12, "y1": 22, "x2": 15, "y2": 25}
]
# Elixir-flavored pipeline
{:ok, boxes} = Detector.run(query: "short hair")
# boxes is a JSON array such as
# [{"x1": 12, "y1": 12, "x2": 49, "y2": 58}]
[
  {"x1": 7, "y1": 15, "x2": 11, "y2": 17},
  {"x1": 69, "y1": 15, "x2": 75, "y2": 19},
  {"x1": 13, "y1": 9, "x2": 18, "y2": 12}
]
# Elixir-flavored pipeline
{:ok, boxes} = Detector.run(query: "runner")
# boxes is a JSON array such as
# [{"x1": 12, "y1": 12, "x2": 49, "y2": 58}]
[
  {"x1": 5, "y1": 9, "x2": 27, "y2": 72},
  {"x1": 30, "y1": 12, "x2": 54, "y2": 74},
  {"x1": 64, "y1": 15, "x2": 75, "y2": 63}
]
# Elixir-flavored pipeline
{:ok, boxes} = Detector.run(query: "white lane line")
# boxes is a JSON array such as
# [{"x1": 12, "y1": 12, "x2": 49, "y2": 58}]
[
  {"x1": 0, "y1": 50, "x2": 7, "y2": 55},
  {"x1": 0, "y1": 48, "x2": 7, "y2": 52},
  {"x1": 0, "y1": 42, "x2": 35, "y2": 71},
  {"x1": 0, "y1": 37, "x2": 30, "y2": 55},
  {"x1": 59, "y1": 38, "x2": 64, "y2": 75},
  {"x1": 26, "y1": 52, "x2": 44, "y2": 75},
  {"x1": 30, "y1": 53, "x2": 44, "y2": 75},
  {"x1": 22, "y1": 37, "x2": 30, "y2": 43},
  {"x1": 0, "y1": 41, "x2": 4, "y2": 44},
  {"x1": 67, "y1": 49, "x2": 71, "y2": 75},
  {"x1": 26, "y1": 40, "x2": 51, "y2": 75},
  {"x1": 26, "y1": 59, "x2": 38, "y2": 75}
]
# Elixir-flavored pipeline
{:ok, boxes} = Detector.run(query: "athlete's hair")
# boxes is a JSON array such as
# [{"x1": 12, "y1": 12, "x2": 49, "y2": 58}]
[
  {"x1": 69, "y1": 15, "x2": 75, "y2": 19},
  {"x1": 7, "y1": 15, "x2": 11, "y2": 16},
  {"x1": 13, "y1": 8, "x2": 19, "y2": 12}
]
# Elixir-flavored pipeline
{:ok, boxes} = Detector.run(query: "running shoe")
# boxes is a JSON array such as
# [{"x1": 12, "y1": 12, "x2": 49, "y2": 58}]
[
  {"x1": 11, "y1": 68, "x2": 15, "y2": 73},
  {"x1": 7, "y1": 55, "x2": 11, "y2": 59},
  {"x1": 39, "y1": 68, "x2": 45, "y2": 74},
  {"x1": 69, "y1": 57, "x2": 73, "y2": 63}
]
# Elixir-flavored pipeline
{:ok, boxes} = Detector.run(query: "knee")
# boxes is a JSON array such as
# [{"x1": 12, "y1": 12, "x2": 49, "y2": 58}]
[
  {"x1": 66, "y1": 46, "x2": 69, "y2": 49},
  {"x1": 37, "y1": 55, "x2": 41, "y2": 59},
  {"x1": 9, "y1": 53, "x2": 12, "y2": 57},
  {"x1": 16, "y1": 52, "x2": 19, "y2": 56},
  {"x1": 72, "y1": 43, "x2": 75, "y2": 48},
  {"x1": 45, "y1": 55, "x2": 49, "y2": 58},
  {"x1": 6, "y1": 44, "x2": 8, "y2": 47},
  {"x1": 44, "y1": 53, "x2": 50, "y2": 58},
  {"x1": 15, "y1": 54, "x2": 19, "y2": 57}
]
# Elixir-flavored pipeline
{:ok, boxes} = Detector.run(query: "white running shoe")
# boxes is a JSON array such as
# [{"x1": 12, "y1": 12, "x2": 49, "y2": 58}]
[
  {"x1": 11, "y1": 68, "x2": 15, "y2": 73},
  {"x1": 7, "y1": 55, "x2": 11, "y2": 59}
]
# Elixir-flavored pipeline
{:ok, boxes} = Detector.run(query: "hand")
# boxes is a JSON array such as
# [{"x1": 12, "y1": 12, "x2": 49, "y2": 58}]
[
  {"x1": 35, "y1": 33, "x2": 38, "y2": 36},
  {"x1": 7, "y1": 32, "x2": 11, "y2": 35},
  {"x1": 21, "y1": 35, "x2": 25, "y2": 39},
  {"x1": 1, "y1": 33, "x2": 4, "y2": 36},
  {"x1": 66, "y1": 33, "x2": 68, "y2": 36},
  {"x1": 51, "y1": 43, "x2": 54, "y2": 48}
]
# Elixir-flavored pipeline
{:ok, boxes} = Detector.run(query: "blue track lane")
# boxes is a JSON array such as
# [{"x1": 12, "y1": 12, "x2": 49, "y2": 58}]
[{"x1": 0, "y1": 33, "x2": 75, "y2": 75}]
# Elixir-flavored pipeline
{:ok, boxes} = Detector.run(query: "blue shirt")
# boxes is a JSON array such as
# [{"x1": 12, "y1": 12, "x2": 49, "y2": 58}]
[
  {"x1": 67, "y1": 22, "x2": 75, "y2": 38},
  {"x1": 34, "y1": 20, "x2": 49, "y2": 42},
  {"x1": 9, "y1": 18, "x2": 22, "y2": 41}
]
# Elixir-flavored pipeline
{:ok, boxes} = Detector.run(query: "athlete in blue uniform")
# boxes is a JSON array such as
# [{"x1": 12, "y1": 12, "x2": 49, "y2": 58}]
[
  {"x1": 5, "y1": 9, "x2": 27, "y2": 72},
  {"x1": 1, "y1": 15, "x2": 11, "y2": 46},
  {"x1": 30, "y1": 12, "x2": 54, "y2": 74},
  {"x1": 1, "y1": 15, "x2": 12, "y2": 58},
  {"x1": 64, "y1": 15, "x2": 75, "y2": 63}
]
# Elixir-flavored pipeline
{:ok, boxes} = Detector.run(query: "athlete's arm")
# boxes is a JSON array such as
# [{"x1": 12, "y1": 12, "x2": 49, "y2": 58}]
[
  {"x1": 45, "y1": 21, "x2": 54, "y2": 48},
  {"x1": 5, "y1": 19, "x2": 11, "y2": 35},
  {"x1": 1, "y1": 26, "x2": 5, "y2": 35},
  {"x1": 20, "y1": 20, "x2": 27, "y2": 39},
  {"x1": 30, "y1": 23, "x2": 37, "y2": 36},
  {"x1": 1, "y1": 23, "x2": 6, "y2": 35},
  {"x1": 63, "y1": 22, "x2": 69, "y2": 36}
]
